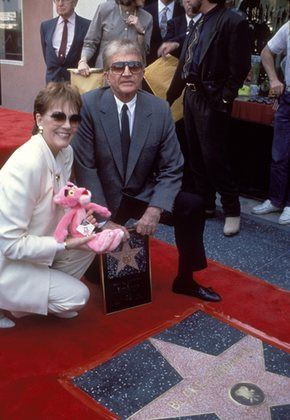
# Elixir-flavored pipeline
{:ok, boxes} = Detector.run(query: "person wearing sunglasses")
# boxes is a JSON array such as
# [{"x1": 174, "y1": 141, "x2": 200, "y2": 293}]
[
  {"x1": 0, "y1": 82, "x2": 122, "y2": 328},
  {"x1": 77, "y1": 0, "x2": 153, "y2": 76},
  {"x1": 73, "y1": 39, "x2": 221, "y2": 304}
]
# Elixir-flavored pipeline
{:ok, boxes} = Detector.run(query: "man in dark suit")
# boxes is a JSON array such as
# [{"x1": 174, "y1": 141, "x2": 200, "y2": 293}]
[
  {"x1": 167, "y1": 0, "x2": 251, "y2": 236},
  {"x1": 158, "y1": 0, "x2": 201, "y2": 58},
  {"x1": 40, "y1": 0, "x2": 91, "y2": 83},
  {"x1": 144, "y1": 0, "x2": 184, "y2": 64},
  {"x1": 73, "y1": 39, "x2": 221, "y2": 302}
]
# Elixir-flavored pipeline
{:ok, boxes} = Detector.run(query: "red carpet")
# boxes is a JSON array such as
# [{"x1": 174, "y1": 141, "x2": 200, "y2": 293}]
[
  {"x1": 0, "y1": 239, "x2": 289, "y2": 420},
  {"x1": 0, "y1": 108, "x2": 33, "y2": 168}
]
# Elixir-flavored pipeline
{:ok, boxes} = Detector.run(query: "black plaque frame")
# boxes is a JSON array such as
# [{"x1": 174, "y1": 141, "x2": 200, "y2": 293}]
[{"x1": 99, "y1": 229, "x2": 152, "y2": 314}]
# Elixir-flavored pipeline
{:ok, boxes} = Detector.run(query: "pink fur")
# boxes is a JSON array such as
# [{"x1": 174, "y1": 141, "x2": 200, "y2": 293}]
[{"x1": 53, "y1": 182, "x2": 124, "y2": 252}]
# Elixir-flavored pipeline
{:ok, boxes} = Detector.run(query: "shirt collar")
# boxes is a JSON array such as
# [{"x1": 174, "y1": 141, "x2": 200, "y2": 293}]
[
  {"x1": 114, "y1": 94, "x2": 137, "y2": 116},
  {"x1": 58, "y1": 12, "x2": 76, "y2": 25},
  {"x1": 186, "y1": 13, "x2": 202, "y2": 27},
  {"x1": 204, "y1": 5, "x2": 219, "y2": 21},
  {"x1": 158, "y1": 0, "x2": 174, "y2": 14}
]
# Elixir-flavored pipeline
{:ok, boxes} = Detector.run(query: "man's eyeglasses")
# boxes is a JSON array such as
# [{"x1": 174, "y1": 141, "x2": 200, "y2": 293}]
[
  {"x1": 109, "y1": 61, "x2": 143, "y2": 75},
  {"x1": 50, "y1": 112, "x2": 82, "y2": 124}
]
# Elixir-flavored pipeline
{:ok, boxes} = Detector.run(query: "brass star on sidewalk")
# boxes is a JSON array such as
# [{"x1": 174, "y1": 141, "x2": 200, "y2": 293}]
[
  {"x1": 129, "y1": 335, "x2": 290, "y2": 419},
  {"x1": 109, "y1": 241, "x2": 143, "y2": 275}
]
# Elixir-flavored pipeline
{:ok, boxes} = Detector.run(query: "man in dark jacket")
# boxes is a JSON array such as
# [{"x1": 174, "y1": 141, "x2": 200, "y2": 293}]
[
  {"x1": 167, "y1": 0, "x2": 251, "y2": 236},
  {"x1": 145, "y1": 0, "x2": 184, "y2": 64},
  {"x1": 40, "y1": 0, "x2": 91, "y2": 83},
  {"x1": 158, "y1": 0, "x2": 201, "y2": 59}
]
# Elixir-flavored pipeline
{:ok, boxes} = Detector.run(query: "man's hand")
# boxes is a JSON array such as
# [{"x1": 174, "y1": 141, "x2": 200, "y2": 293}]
[
  {"x1": 157, "y1": 42, "x2": 180, "y2": 57},
  {"x1": 269, "y1": 78, "x2": 284, "y2": 96},
  {"x1": 103, "y1": 221, "x2": 130, "y2": 241},
  {"x1": 135, "y1": 206, "x2": 162, "y2": 236}
]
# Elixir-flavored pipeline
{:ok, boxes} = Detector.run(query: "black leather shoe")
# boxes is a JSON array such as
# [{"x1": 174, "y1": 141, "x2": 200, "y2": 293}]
[{"x1": 172, "y1": 281, "x2": 221, "y2": 302}]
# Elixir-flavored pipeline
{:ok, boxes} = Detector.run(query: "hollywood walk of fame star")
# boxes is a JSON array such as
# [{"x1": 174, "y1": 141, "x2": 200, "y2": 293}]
[
  {"x1": 129, "y1": 335, "x2": 290, "y2": 420},
  {"x1": 108, "y1": 241, "x2": 143, "y2": 275}
]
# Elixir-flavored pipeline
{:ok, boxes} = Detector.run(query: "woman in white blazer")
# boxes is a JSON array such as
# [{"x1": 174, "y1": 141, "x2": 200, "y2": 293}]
[{"x1": 0, "y1": 83, "x2": 117, "y2": 328}]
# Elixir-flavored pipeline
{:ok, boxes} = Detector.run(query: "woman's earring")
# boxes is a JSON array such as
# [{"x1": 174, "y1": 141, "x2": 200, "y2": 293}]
[{"x1": 38, "y1": 125, "x2": 43, "y2": 135}]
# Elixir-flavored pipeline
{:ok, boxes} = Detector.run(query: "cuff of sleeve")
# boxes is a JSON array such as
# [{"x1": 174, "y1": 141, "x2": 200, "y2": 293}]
[
  {"x1": 97, "y1": 220, "x2": 108, "y2": 229},
  {"x1": 55, "y1": 242, "x2": 66, "y2": 255}
]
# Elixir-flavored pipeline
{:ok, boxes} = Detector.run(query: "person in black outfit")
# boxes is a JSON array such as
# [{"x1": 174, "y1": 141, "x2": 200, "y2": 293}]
[{"x1": 167, "y1": 0, "x2": 251, "y2": 236}]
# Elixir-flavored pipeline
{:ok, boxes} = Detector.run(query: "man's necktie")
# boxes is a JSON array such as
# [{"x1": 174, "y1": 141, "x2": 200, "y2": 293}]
[
  {"x1": 160, "y1": 6, "x2": 169, "y2": 39},
  {"x1": 58, "y1": 19, "x2": 68, "y2": 63},
  {"x1": 186, "y1": 18, "x2": 194, "y2": 35},
  {"x1": 182, "y1": 16, "x2": 204, "y2": 79},
  {"x1": 121, "y1": 104, "x2": 131, "y2": 178}
]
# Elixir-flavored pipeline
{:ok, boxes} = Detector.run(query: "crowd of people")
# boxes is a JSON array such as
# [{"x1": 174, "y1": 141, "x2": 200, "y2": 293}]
[{"x1": 0, "y1": 0, "x2": 288, "y2": 328}]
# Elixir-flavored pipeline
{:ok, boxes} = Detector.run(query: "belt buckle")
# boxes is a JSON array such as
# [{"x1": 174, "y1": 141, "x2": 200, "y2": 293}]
[{"x1": 186, "y1": 82, "x2": 197, "y2": 92}]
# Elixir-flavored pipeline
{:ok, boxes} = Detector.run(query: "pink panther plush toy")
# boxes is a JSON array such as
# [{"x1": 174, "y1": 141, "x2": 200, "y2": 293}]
[{"x1": 54, "y1": 182, "x2": 124, "y2": 252}]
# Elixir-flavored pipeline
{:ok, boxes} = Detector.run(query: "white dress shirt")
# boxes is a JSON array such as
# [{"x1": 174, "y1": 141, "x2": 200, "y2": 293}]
[
  {"x1": 52, "y1": 13, "x2": 76, "y2": 57},
  {"x1": 114, "y1": 94, "x2": 137, "y2": 136},
  {"x1": 186, "y1": 12, "x2": 202, "y2": 27},
  {"x1": 158, "y1": 0, "x2": 174, "y2": 27}
]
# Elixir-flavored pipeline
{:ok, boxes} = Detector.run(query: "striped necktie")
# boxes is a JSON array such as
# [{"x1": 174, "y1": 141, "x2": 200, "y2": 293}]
[
  {"x1": 182, "y1": 16, "x2": 204, "y2": 79},
  {"x1": 160, "y1": 6, "x2": 169, "y2": 38}
]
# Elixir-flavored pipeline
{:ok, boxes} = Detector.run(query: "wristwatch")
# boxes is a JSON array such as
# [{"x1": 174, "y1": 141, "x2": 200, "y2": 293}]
[{"x1": 137, "y1": 28, "x2": 145, "y2": 35}]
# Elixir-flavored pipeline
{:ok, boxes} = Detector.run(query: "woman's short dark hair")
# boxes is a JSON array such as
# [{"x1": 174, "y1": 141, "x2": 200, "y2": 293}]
[
  {"x1": 32, "y1": 82, "x2": 82, "y2": 135},
  {"x1": 103, "y1": 39, "x2": 145, "y2": 71}
]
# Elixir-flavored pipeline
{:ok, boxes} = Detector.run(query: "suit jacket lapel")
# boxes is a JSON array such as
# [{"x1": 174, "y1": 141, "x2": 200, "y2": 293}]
[
  {"x1": 198, "y1": 7, "x2": 225, "y2": 65},
  {"x1": 125, "y1": 92, "x2": 152, "y2": 185},
  {"x1": 65, "y1": 14, "x2": 81, "y2": 62},
  {"x1": 48, "y1": 18, "x2": 58, "y2": 56},
  {"x1": 99, "y1": 89, "x2": 124, "y2": 180}
]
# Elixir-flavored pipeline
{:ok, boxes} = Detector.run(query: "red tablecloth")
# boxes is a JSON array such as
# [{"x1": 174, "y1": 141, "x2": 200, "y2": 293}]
[{"x1": 231, "y1": 99, "x2": 275, "y2": 126}]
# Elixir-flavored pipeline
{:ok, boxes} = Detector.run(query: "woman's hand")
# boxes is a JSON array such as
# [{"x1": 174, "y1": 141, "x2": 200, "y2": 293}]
[
  {"x1": 85, "y1": 209, "x2": 98, "y2": 227},
  {"x1": 127, "y1": 15, "x2": 144, "y2": 35},
  {"x1": 103, "y1": 221, "x2": 130, "y2": 241},
  {"x1": 78, "y1": 60, "x2": 90, "y2": 77},
  {"x1": 65, "y1": 234, "x2": 97, "y2": 251}
]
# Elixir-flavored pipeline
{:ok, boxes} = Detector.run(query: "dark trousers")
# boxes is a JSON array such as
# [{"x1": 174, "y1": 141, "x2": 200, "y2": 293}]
[
  {"x1": 114, "y1": 191, "x2": 207, "y2": 273},
  {"x1": 183, "y1": 87, "x2": 240, "y2": 217},
  {"x1": 269, "y1": 91, "x2": 290, "y2": 207}
]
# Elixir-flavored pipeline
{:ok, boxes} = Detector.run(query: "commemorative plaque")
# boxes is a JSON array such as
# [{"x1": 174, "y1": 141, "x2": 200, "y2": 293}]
[{"x1": 99, "y1": 230, "x2": 151, "y2": 314}]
